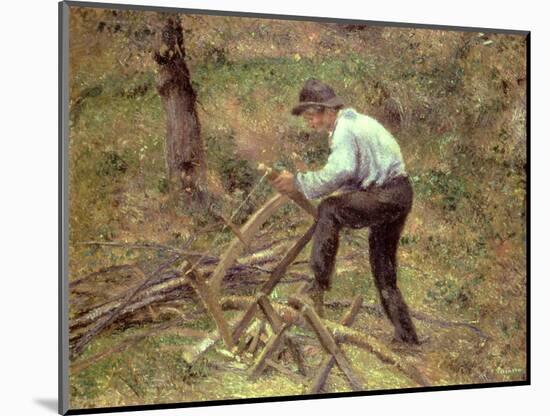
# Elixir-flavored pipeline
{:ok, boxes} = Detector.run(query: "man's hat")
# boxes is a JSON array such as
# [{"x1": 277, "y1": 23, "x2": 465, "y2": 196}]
[{"x1": 291, "y1": 79, "x2": 345, "y2": 116}]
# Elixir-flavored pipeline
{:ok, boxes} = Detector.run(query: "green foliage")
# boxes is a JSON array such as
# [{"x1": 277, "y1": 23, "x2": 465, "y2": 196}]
[
  {"x1": 156, "y1": 177, "x2": 169, "y2": 194},
  {"x1": 192, "y1": 54, "x2": 376, "y2": 117},
  {"x1": 206, "y1": 131, "x2": 259, "y2": 195},
  {"x1": 68, "y1": 15, "x2": 527, "y2": 405},
  {"x1": 399, "y1": 234, "x2": 420, "y2": 246},
  {"x1": 424, "y1": 272, "x2": 489, "y2": 320},
  {"x1": 425, "y1": 276, "x2": 474, "y2": 308},
  {"x1": 413, "y1": 169, "x2": 469, "y2": 212},
  {"x1": 96, "y1": 151, "x2": 128, "y2": 177},
  {"x1": 220, "y1": 158, "x2": 257, "y2": 194}
]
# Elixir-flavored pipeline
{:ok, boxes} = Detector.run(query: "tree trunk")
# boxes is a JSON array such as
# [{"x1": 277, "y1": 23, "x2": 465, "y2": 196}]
[{"x1": 153, "y1": 15, "x2": 208, "y2": 205}]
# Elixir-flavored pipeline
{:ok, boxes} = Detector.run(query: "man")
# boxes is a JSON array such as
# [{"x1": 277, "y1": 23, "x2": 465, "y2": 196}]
[{"x1": 272, "y1": 79, "x2": 419, "y2": 344}]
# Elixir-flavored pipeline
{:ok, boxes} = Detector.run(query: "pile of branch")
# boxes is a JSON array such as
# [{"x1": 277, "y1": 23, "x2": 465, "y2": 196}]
[{"x1": 69, "y1": 236, "x2": 349, "y2": 357}]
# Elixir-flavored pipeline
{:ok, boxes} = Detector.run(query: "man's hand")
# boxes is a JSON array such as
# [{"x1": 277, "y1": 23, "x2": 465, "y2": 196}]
[{"x1": 272, "y1": 170, "x2": 296, "y2": 195}]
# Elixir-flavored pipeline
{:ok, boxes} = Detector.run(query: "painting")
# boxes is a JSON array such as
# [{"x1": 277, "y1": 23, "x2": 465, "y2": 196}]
[{"x1": 59, "y1": 1, "x2": 529, "y2": 414}]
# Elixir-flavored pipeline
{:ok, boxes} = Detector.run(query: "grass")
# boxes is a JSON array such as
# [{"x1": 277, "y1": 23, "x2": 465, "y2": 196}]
[{"x1": 68, "y1": 9, "x2": 527, "y2": 410}]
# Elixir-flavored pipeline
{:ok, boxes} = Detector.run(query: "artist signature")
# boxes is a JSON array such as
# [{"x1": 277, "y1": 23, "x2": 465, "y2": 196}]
[{"x1": 496, "y1": 367, "x2": 523, "y2": 375}]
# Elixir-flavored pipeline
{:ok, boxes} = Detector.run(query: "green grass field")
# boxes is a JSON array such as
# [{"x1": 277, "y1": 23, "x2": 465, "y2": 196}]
[{"x1": 67, "y1": 8, "x2": 527, "y2": 410}]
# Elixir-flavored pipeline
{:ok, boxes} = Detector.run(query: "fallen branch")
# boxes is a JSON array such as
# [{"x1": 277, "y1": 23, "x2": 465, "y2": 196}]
[
  {"x1": 220, "y1": 296, "x2": 431, "y2": 387},
  {"x1": 310, "y1": 295, "x2": 363, "y2": 393},
  {"x1": 70, "y1": 265, "x2": 311, "y2": 335},
  {"x1": 74, "y1": 240, "x2": 186, "y2": 253},
  {"x1": 69, "y1": 233, "x2": 315, "y2": 349},
  {"x1": 324, "y1": 300, "x2": 489, "y2": 340},
  {"x1": 70, "y1": 254, "x2": 183, "y2": 359},
  {"x1": 70, "y1": 264, "x2": 137, "y2": 289},
  {"x1": 70, "y1": 235, "x2": 293, "y2": 292},
  {"x1": 68, "y1": 229, "x2": 370, "y2": 358}
]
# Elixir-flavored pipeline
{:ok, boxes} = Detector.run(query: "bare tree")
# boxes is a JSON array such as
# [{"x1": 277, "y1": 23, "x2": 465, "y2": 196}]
[
  {"x1": 152, "y1": 14, "x2": 208, "y2": 205},
  {"x1": 73, "y1": 9, "x2": 209, "y2": 204}
]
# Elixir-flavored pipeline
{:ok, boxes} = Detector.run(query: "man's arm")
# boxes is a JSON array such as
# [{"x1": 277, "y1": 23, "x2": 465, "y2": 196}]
[{"x1": 295, "y1": 121, "x2": 358, "y2": 200}]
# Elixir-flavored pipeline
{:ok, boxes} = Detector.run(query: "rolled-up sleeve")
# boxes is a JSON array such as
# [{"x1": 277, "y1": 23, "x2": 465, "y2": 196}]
[{"x1": 295, "y1": 120, "x2": 358, "y2": 200}]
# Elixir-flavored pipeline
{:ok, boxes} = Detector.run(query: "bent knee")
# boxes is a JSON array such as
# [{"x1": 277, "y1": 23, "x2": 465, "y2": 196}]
[{"x1": 318, "y1": 197, "x2": 340, "y2": 218}]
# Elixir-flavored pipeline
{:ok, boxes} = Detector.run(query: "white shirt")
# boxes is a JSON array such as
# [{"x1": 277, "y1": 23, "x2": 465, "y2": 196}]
[{"x1": 295, "y1": 107, "x2": 407, "y2": 200}]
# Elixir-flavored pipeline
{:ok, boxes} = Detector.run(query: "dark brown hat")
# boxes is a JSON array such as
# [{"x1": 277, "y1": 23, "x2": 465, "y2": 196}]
[{"x1": 291, "y1": 79, "x2": 345, "y2": 116}]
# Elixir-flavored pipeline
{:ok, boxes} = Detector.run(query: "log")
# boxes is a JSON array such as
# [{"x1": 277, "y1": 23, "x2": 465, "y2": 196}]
[
  {"x1": 70, "y1": 234, "x2": 294, "y2": 313},
  {"x1": 231, "y1": 223, "x2": 316, "y2": 343},
  {"x1": 325, "y1": 299, "x2": 489, "y2": 340},
  {"x1": 186, "y1": 262, "x2": 235, "y2": 350},
  {"x1": 70, "y1": 275, "x2": 191, "y2": 332},
  {"x1": 249, "y1": 322, "x2": 290, "y2": 379},
  {"x1": 209, "y1": 194, "x2": 290, "y2": 295},
  {"x1": 257, "y1": 294, "x2": 307, "y2": 376},
  {"x1": 328, "y1": 325, "x2": 431, "y2": 387},
  {"x1": 68, "y1": 272, "x2": 312, "y2": 346},
  {"x1": 257, "y1": 295, "x2": 285, "y2": 331},
  {"x1": 69, "y1": 235, "x2": 314, "y2": 345},
  {"x1": 70, "y1": 254, "x2": 182, "y2": 358},
  {"x1": 288, "y1": 295, "x2": 365, "y2": 392},
  {"x1": 222, "y1": 296, "x2": 430, "y2": 387},
  {"x1": 69, "y1": 270, "x2": 312, "y2": 344},
  {"x1": 310, "y1": 295, "x2": 363, "y2": 393},
  {"x1": 266, "y1": 359, "x2": 308, "y2": 384}
]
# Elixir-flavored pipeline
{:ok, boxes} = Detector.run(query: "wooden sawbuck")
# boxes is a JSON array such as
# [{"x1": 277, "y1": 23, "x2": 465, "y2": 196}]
[{"x1": 180, "y1": 167, "x2": 431, "y2": 393}]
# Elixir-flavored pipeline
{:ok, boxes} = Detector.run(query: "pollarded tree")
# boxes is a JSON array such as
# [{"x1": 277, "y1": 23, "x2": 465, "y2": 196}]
[
  {"x1": 152, "y1": 14, "x2": 208, "y2": 205},
  {"x1": 73, "y1": 9, "x2": 210, "y2": 205}
]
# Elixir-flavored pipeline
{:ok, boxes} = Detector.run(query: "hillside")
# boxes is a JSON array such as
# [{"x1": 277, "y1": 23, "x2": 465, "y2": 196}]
[{"x1": 67, "y1": 7, "x2": 527, "y2": 409}]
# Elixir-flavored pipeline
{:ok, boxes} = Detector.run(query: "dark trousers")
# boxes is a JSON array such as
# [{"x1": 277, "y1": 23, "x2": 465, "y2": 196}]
[{"x1": 310, "y1": 175, "x2": 419, "y2": 344}]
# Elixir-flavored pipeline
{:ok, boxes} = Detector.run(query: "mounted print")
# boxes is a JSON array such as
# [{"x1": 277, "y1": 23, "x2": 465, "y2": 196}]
[{"x1": 59, "y1": 1, "x2": 530, "y2": 414}]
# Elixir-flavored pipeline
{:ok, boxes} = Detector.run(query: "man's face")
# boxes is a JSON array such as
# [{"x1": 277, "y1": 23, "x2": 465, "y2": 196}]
[
  {"x1": 302, "y1": 108, "x2": 339, "y2": 133},
  {"x1": 303, "y1": 109, "x2": 327, "y2": 131}
]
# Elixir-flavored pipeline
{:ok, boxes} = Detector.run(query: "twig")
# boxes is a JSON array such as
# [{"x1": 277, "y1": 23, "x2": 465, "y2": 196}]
[
  {"x1": 70, "y1": 316, "x2": 189, "y2": 374},
  {"x1": 74, "y1": 240, "x2": 186, "y2": 253},
  {"x1": 70, "y1": 254, "x2": 183, "y2": 359},
  {"x1": 70, "y1": 264, "x2": 137, "y2": 288},
  {"x1": 324, "y1": 300, "x2": 490, "y2": 340}
]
